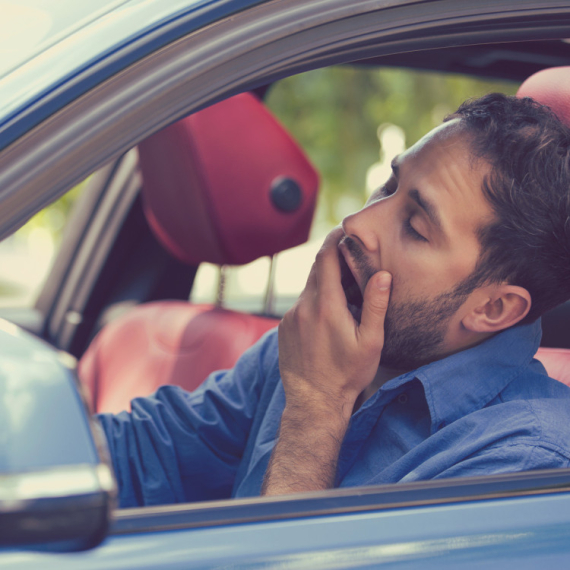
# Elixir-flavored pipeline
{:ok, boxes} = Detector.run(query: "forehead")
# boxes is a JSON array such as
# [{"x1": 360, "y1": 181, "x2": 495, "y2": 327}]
[
  {"x1": 397, "y1": 120, "x2": 494, "y2": 240},
  {"x1": 400, "y1": 119, "x2": 475, "y2": 173}
]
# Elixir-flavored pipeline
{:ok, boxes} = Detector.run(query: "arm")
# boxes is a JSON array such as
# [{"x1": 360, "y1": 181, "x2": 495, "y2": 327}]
[
  {"x1": 262, "y1": 228, "x2": 392, "y2": 496},
  {"x1": 97, "y1": 329, "x2": 277, "y2": 507}
]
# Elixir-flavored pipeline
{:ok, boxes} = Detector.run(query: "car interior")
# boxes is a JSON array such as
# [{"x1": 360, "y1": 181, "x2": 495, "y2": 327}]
[
  {"x1": 75, "y1": 63, "x2": 570, "y2": 417},
  {"x1": 13, "y1": 40, "x2": 570, "y2": 414},
  {"x1": 78, "y1": 92, "x2": 319, "y2": 413}
]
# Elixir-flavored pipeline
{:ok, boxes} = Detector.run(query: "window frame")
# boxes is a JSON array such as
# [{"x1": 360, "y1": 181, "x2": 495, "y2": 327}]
[{"x1": 112, "y1": 469, "x2": 570, "y2": 535}]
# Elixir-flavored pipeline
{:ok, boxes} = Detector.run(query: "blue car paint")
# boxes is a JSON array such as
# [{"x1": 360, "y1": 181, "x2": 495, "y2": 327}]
[
  {"x1": 0, "y1": 319, "x2": 97, "y2": 471},
  {"x1": 2, "y1": 492, "x2": 570, "y2": 568},
  {"x1": 0, "y1": 0, "x2": 266, "y2": 151}
]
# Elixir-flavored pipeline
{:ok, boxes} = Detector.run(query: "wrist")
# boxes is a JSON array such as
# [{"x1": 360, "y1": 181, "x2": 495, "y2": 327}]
[
  {"x1": 281, "y1": 398, "x2": 352, "y2": 434},
  {"x1": 262, "y1": 389, "x2": 352, "y2": 497},
  {"x1": 282, "y1": 376, "x2": 358, "y2": 420}
]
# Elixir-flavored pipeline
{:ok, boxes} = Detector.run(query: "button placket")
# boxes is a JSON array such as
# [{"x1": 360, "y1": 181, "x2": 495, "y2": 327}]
[
  {"x1": 336, "y1": 391, "x2": 393, "y2": 484},
  {"x1": 397, "y1": 392, "x2": 408, "y2": 405}
]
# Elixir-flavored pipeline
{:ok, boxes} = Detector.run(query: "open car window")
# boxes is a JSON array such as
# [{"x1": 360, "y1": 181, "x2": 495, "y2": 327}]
[
  {"x1": 0, "y1": 183, "x2": 84, "y2": 309},
  {"x1": 190, "y1": 66, "x2": 517, "y2": 318}
]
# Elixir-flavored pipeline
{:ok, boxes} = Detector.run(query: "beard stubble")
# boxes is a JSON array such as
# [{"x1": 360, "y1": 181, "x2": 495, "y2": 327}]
[{"x1": 341, "y1": 236, "x2": 471, "y2": 369}]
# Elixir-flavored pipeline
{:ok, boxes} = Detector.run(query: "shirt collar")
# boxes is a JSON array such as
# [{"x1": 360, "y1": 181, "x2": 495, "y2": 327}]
[{"x1": 380, "y1": 320, "x2": 542, "y2": 434}]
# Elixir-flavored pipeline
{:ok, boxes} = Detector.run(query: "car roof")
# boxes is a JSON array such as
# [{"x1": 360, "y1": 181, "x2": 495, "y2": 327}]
[
  {"x1": 0, "y1": 0, "x2": 263, "y2": 142},
  {"x1": 0, "y1": 0, "x2": 131, "y2": 79}
]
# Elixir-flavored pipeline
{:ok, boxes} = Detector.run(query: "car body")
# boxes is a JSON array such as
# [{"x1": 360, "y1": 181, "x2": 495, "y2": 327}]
[{"x1": 3, "y1": 0, "x2": 570, "y2": 567}]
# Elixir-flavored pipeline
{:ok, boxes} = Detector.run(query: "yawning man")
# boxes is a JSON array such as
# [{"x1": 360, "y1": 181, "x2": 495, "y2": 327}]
[{"x1": 99, "y1": 93, "x2": 570, "y2": 507}]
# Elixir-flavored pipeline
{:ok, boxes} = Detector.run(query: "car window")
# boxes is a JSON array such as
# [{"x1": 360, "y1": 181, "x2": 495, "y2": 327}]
[
  {"x1": 191, "y1": 66, "x2": 517, "y2": 316},
  {"x1": 0, "y1": 181, "x2": 85, "y2": 308}
]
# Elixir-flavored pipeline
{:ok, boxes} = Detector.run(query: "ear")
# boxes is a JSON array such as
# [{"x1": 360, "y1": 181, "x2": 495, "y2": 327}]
[{"x1": 461, "y1": 284, "x2": 532, "y2": 334}]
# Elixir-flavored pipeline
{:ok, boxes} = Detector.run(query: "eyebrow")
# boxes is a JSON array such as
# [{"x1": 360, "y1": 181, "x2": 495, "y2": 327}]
[
  {"x1": 391, "y1": 156, "x2": 445, "y2": 236},
  {"x1": 409, "y1": 188, "x2": 443, "y2": 234}
]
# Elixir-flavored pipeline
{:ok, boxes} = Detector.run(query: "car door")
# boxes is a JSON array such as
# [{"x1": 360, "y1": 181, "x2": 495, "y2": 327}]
[{"x1": 4, "y1": 469, "x2": 570, "y2": 568}]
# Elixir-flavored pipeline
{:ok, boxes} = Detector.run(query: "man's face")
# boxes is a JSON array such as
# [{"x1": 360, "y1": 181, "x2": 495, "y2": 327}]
[{"x1": 339, "y1": 120, "x2": 494, "y2": 369}]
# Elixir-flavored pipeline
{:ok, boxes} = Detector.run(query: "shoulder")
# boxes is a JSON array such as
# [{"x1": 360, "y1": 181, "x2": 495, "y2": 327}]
[
  {"x1": 200, "y1": 325, "x2": 280, "y2": 392},
  {"x1": 486, "y1": 369, "x2": 570, "y2": 460},
  {"x1": 432, "y1": 385, "x2": 570, "y2": 479},
  {"x1": 123, "y1": 326, "x2": 281, "y2": 419},
  {"x1": 208, "y1": 325, "x2": 279, "y2": 384},
  {"x1": 502, "y1": 359, "x2": 570, "y2": 402},
  {"x1": 238, "y1": 326, "x2": 280, "y2": 384},
  {"x1": 431, "y1": 437, "x2": 570, "y2": 481},
  {"x1": 258, "y1": 326, "x2": 279, "y2": 362},
  {"x1": 433, "y1": 368, "x2": 570, "y2": 458}
]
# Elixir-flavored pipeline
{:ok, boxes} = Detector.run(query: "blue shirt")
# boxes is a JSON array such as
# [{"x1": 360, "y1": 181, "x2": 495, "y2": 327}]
[{"x1": 98, "y1": 320, "x2": 570, "y2": 508}]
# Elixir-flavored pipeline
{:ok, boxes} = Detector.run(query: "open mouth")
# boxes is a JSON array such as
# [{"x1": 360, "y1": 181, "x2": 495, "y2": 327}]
[{"x1": 339, "y1": 252, "x2": 364, "y2": 322}]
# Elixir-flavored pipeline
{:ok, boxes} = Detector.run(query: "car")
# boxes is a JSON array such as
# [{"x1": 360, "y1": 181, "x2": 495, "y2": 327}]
[{"x1": 3, "y1": 0, "x2": 570, "y2": 567}]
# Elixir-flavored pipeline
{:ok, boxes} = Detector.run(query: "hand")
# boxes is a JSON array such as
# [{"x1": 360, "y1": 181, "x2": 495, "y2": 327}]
[
  {"x1": 278, "y1": 227, "x2": 392, "y2": 419},
  {"x1": 262, "y1": 228, "x2": 391, "y2": 496}
]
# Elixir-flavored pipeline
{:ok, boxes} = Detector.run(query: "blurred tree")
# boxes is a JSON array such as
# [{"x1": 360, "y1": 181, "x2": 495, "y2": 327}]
[
  {"x1": 0, "y1": 179, "x2": 88, "y2": 305},
  {"x1": 13, "y1": 178, "x2": 87, "y2": 247},
  {"x1": 0, "y1": 67, "x2": 519, "y2": 306},
  {"x1": 266, "y1": 66, "x2": 517, "y2": 230}
]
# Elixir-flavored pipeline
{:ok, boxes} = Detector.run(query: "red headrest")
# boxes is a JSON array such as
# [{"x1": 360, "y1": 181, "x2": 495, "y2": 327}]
[
  {"x1": 138, "y1": 93, "x2": 319, "y2": 266},
  {"x1": 517, "y1": 66, "x2": 570, "y2": 127}
]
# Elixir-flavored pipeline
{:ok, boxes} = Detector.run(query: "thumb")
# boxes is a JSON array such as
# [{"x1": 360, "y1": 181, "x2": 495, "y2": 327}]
[{"x1": 359, "y1": 271, "x2": 392, "y2": 340}]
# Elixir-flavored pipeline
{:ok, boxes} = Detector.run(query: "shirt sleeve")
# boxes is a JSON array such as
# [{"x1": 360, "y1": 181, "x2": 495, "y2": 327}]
[
  {"x1": 96, "y1": 329, "x2": 278, "y2": 508},
  {"x1": 432, "y1": 443, "x2": 570, "y2": 480}
]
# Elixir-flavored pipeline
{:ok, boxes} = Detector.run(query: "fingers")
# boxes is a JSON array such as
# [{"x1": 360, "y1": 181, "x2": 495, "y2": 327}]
[
  {"x1": 313, "y1": 227, "x2": 346, "y2": 303},
  {"x1": 359, "y1": 271, "x2": 392, "y2": 343},
  {"x1": 300, "y1": 227, "x2": 343, "y2": 295}
]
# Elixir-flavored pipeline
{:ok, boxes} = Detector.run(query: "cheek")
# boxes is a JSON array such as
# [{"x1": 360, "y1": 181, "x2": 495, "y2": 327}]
[
  {"x1": 386, "y1": 270, "x2": 413, "y2": 307},
  {"x1": 381, "y1": 233, "x2": 480, "y2": 300},
  {"x1": 388, "y1": 256, "x2": 463, "y2": 304}
]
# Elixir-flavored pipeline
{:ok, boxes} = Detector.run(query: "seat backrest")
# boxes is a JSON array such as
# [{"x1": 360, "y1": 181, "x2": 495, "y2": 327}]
[
  {"x1": 79, "y1": 93, "x2": 319, "y2": 413},
  {"x1": 518, "y1": 67, "x2": 570, "y2": 387},
  {"x1": 536, "y1": 348, "x2": 570, "y2": 387}
]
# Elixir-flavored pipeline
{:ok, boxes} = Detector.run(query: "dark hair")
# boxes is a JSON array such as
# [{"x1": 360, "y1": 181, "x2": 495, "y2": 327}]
[{"x1": 446, "y1": 93, "x2": 570, "y2": 323}]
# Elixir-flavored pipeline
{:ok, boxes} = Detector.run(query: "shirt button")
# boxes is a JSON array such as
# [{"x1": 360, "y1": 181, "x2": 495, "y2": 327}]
[{"x1": 397, "y1": 393, "x2": 408, "y2": 404}]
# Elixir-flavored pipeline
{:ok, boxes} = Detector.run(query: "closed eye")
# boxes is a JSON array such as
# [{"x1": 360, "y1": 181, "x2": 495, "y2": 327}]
[{"x1": 404, "y1": 218, "x2": 428, "y2": 242}]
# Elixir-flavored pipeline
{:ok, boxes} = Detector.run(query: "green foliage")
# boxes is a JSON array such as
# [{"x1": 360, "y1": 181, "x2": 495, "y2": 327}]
[
  {"x1": 19, "y1": 68, "x2": 518, "y2": 243},
  {"x1": 266, "y1": 66, "x2": 518, "y2": 227},
  {"x1": 14, "y1": 178, "x2": 87, "y2": 246}
]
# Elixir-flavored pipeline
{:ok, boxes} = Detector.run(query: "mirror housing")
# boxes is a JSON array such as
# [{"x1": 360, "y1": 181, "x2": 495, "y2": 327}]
[{"x1": 0, "y1": 320, "x2": 116, "y2": 550}]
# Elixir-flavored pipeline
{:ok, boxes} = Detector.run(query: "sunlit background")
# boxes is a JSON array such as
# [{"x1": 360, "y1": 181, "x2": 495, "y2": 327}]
[{"x1": 0, "y1": 66, "x2": 517, "y2": 312}]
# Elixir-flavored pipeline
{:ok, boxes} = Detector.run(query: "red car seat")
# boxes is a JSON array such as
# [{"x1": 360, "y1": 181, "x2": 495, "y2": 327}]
[
  {"x1": 517, "y1": 67, "x2": 570, "y2": 387},
  {"x1": 79, "y1": 93, "x2": 319, "y2": 413}
]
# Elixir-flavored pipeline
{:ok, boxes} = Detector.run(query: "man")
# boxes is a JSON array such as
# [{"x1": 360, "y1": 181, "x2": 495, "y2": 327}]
[{"x1": 99, "y1": 93, "x2": 570, "y2": 507}]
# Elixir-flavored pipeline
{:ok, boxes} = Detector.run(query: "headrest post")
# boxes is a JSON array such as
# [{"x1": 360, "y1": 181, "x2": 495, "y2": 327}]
[
  {"x1": 263, "y1": 256, "x2": 277, "y2": 316},
  {"x1": 215, "y1": 265, "x2": 228, "y2": 308}
]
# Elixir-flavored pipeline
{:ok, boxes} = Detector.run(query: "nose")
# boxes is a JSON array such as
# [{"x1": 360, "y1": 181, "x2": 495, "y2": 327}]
[{"x1": 342, "y1": 197, "x2": 392, "y2": 253}]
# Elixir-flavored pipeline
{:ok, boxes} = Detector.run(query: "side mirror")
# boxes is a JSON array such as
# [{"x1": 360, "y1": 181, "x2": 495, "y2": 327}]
[{"x1": 0, "y1": 320, "x2": 116, "y2": 551}]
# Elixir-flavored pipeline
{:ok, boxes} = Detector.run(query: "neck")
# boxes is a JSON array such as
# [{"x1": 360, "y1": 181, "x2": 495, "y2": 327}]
[
  {"x1": 374, "y1": 364, "x2": 409, "y2": 388},
  {"x1": 353, "y1": 364, "x2": 408, "y2": 413},
  {"x1": 353, "y1": 331, "x2": 498, "y2": 414}
]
